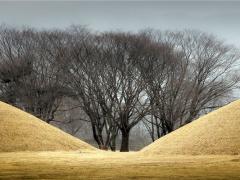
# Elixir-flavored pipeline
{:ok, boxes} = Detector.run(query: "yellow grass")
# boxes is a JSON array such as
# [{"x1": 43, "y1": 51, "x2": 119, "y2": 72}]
[
  {"x1": 0, "y1": 151, "x2": 239, "y2": 179},
  {"x1": 0, "y1": 100, "x2": 239, "y2": 179},
  {"x1": 141, "y1": 100, "x2": 240, "y2": 155},
  {"x1": 0, "y1": 101, "x2": 96, "y2": 152}
]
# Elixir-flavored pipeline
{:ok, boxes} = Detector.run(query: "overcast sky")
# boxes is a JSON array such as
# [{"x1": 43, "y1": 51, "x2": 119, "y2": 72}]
[{"x1": 0, "y1": 1, "x2": 239, "y2": 47}]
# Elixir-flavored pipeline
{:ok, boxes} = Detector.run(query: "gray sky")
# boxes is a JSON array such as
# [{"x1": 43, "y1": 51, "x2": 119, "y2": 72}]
[{"x1": 0, "y1": 1, "x2": 240, "y2": 47}]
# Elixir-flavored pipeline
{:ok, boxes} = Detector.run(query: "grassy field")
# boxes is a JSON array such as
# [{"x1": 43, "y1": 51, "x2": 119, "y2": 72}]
[
  {"x1": 0, "y1": 100, "x2": 240, "y2": 179},
  {"x1": 0, "y1": 151, "x2": 239, "y2": 179}
]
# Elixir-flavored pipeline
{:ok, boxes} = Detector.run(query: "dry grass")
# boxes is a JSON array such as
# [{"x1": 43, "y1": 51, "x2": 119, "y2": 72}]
[
  {"x1": 0, "y1": 100, "x2": 239, "y2": 179},
  {"x1": 0, "y1": 151, "x2": 239, "y2": 179},
  {"x1": 0, "y1": 101, "x2": 96, "y2": 152},
  {"x1": 141, "y1": 100, "x2": 240, "y2": 155}
]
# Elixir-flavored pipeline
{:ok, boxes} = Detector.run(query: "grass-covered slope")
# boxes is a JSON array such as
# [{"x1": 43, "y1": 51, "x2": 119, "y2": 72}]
[
  {"x1": 141, "y1": 100, "x2": 240, "y2": 155},
  {"x1": 0, "y1": 101, "x2": 96, "y2": 152}
]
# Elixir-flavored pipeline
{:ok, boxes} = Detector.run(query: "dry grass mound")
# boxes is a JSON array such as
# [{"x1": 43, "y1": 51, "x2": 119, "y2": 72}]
[
  {"x1": 0, "y1": 101, "x2": 96, "y2": 152},
  {"x1": 141, "y1": 100, "x2": 240, "y2": 155}
]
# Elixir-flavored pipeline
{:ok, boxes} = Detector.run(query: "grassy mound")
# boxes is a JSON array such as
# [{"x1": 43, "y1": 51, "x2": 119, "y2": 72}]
[
  {"x1": 141, "y1": 100, "x2": 240, "y2": 155},
  {"x1": 0, "y1": 101, "x2": 96, "y2": 152}
]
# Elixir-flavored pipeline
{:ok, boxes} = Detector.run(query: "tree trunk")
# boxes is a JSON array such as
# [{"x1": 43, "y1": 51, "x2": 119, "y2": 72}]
[
  {"x1": 109, "y1": 127, "x2": 118, "y2": 151},
  {"x1": 110, "y1": 138, "x2": 116, "y2": 151},
  {"x1": 120, "y1": 130, "x2": 130, "y2": 152},
  {"x1": 91, "y1": 123, "x2": 103, "y2": 148}
]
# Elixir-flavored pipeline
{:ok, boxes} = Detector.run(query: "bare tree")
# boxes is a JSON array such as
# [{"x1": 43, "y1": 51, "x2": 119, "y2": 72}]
[
  {"x1": 140, "y1": 30, "x2": 240, "y2": 140},
  {"x1": 97, "y1": 32, "x2": 152, "y2": 151},
  {"x1": 0, "y1": 26, "x2": 67, "y2": 123},
  {"x1": 63, "y1": 30, "x2": 151, "y2": 151},
  {"x1": 60, "y1": 26, "x2": 120, "y2": 150},
  {"x1": 1, "y1": 25, "x2": 239, "y2": 151}
]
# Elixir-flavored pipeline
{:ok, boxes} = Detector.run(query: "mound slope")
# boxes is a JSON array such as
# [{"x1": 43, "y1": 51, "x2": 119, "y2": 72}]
[
  {"x1": 0, "y1": 101, "x2": 96, "y2": 152},
  {"x1": 141, "y1": 100, "x2": 240, "y2": 155}
]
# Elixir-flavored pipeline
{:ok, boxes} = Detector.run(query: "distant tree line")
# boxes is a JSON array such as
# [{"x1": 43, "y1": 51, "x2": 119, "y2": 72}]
[{"x1": 0, "y1": 25, "x2": 239, "y2": 151}]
